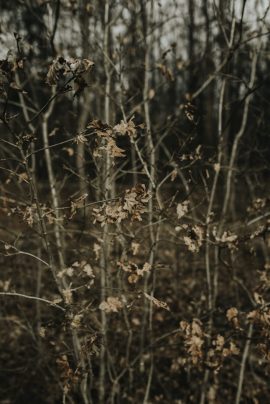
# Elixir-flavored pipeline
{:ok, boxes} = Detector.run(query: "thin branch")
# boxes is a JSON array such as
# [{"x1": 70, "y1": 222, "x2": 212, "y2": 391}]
[
  {"x1": 235, "y1": 324, "x2": 253, "y2": 404},
  {"x1": 0, "y1": 291, "x2": 65, "y2": 311}
]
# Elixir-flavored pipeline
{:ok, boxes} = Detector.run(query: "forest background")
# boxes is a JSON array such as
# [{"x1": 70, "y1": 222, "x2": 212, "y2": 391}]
[{"x1": 1, "y1": 0, "x2": 270, "y2": 403}]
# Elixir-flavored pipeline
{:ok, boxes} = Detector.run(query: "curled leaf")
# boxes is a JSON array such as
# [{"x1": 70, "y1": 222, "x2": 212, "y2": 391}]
[{"x1": 144, "y1": 292, "x2": 170, "y2": 311}]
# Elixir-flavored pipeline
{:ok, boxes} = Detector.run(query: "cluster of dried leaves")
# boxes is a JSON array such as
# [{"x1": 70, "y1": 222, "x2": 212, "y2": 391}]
[
  {"x1": 180, "y1": 318, "x2": 239, "y2": 371},
  {"x1": 57, "y1": 260, "x2": 95, "y2": 283},
  {"x1": 93, "y1": 184, "x2": 151, "y2": 225},
  {"x1": 46, "y1": 56, "x2": 94, "y2": 96},
  {"x1": 99, "y1": 296, "x2": 124, "y2": 313},
  {"x1": 118, "y1": 261, "x2": 151, "y2": 284},
  {"x1": 56, "y1": 355, "x2": 79, "y2": 395},
  {"x1": 12, "y1": 203, "x2": 56, "y2": 227},
  {"x1": 176, "y1": 224, "x2": 204, "y2": 253},
  {"x1": 247, "y1": 292, "x2": 270, "y2": 360},
  {"x1": 0, "y1": 50, "x2": 24, "y2": 99},
  {"x1": 86, "y1": 117, "x2": 138, "y2": 161}
]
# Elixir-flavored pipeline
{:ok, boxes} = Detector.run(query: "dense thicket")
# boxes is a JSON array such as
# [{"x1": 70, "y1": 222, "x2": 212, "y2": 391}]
[{"x1": 1, "y1": 1, "x2": 270, "y2": 403}]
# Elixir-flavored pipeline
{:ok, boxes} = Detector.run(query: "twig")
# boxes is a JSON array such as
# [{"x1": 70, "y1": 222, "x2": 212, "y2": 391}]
[
  {"x1": 0, "y1": 291, "x2": 65, "y2": 311},
  {"x1": 235, "y1": 324, "x2": 253, "y2": 404}
]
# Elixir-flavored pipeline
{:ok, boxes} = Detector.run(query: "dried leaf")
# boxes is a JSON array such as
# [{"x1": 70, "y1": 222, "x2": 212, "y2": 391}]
[
  {"x1": 128, "y1": 273, "x2": 139, "y2": 284},
  {"x1": 170, "y1": 169, "x2": 177, "y2": 182},
  {"x1": 144, "y1": 292, "x2": 170, "y2": 311},
  {"x1": 99, "y1": 296, "x2": 124, "y2": 313},
  {"x1": 62, "y1": 288, "x2": 73, "y2": 304},
  {"x1": 75, "y1": 133, "x2": 88, "y2": 144},
  {"x1": 114, "y1": 117, "x2": 137, "y2": 138},
  {"x1": 177, "y1": 201, "x2": 189, "y2": 219},
  {"x1": 83, "y1": 264, "x2": 94, "y2": 277},
  {"x1": 71, "y1": 314, "x2": 83, "y2": 329},
  {"x1": 46, "y1": 57, "x2": 68, "y2": 85},
  {"x1": 106, "y1": 137, "x2": 126, "y2": 158},
  {"x1": 226, "y1": 307, "x2": 238, "y2": 324},
  {"x1": 93, "y1": 243, "x2": 101, "y2": 260},
  {"x1": 254, "y1": 292, "x2": 265, "y2": 305},
  {"x1": 137, "y1": 262, "x2": 151, "y2": 276},
  {"x1": 131, "y1": 242, "x2": 140, "y2": 255},
  {"x1": 38, "y1": 326, "x2": 46, "y2": 338}
]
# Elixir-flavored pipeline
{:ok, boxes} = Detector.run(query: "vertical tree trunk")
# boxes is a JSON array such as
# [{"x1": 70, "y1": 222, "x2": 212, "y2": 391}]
[
  {"x1": 188, "y1": 0, "x2": 196, "y2": 93},
  {"x1": 99, "y1": 1, "x2": 111, "y2": 402},
  {"x1": 42, "y1": 93, "x2": 90, "y2": 404},
  {"x1": 77, "y1": 0, "x2": 92, "y2": 197}
]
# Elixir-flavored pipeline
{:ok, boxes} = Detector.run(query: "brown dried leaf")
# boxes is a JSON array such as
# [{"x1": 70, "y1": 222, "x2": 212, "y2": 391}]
[
  {"x1": 114, "y1": 117, "x2": 137, "y2": 138},
  {"x1": 131, "y1": 242, "x2": 140, "y2": 255},
  {"x1": 137, "y1": 262, "x2": 151, "y2": 276},
  {"x1": 99, "y1": 296, "x2": 124, "y2": 313},
  {"x1": 226, "y1": 308, "x2": 238, "y2": 321},
  {"x1": 106, "y1": 137, "x2": 126, "y2": 158},
  {"x1": 94, "y1": 243, "x2": 101, "y2": 260},
  {"x1": 46, "y1": 57, "x2": 67, "y2": 85},
  {"x1": 177, "y1": 201, "x2": 189, "y2": 219},
  {"x1": 71, "y1": 314, "x2": 83, "y2": 329},
  {"x1": 144, "y1": 292, "x2": 170, "y2": 311},
  {"x1": 62, "y1": 288, "x2": 73, "y2": 304},
  {"x1": 128, "y1": 273, "x2": 139, "y2": 284},
  {"x1": 254, "y1": 292, "x2": 265, "y2": 305}
]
